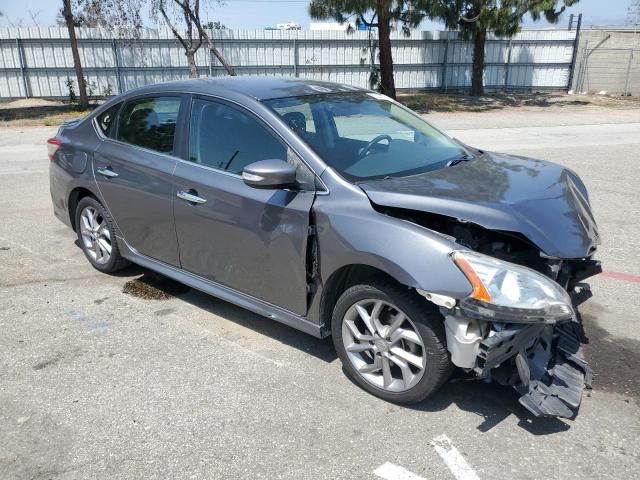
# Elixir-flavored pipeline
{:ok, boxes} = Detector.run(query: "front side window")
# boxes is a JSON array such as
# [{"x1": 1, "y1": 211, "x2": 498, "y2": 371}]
[
  {"x1": 266, "y1": 93, "x2": 467, "y2": 181},
  {"x1": 188, "y1": 99, "x2": 287, "y2": 175},
  {"x1": 117, "y1": 97, "x2": 181, "y2": 154},
  {"x1": 96, "y1": 102, "x2": 121, "y2": 137}
]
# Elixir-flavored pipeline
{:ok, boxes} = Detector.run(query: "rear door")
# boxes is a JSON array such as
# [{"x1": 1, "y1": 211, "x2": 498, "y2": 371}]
[
  {"x1": 172, "y1": 96, "x2": 316, "y2": 315},
  {"x1": 94, "y1": 94, "x2": 185, "y2": 266}
]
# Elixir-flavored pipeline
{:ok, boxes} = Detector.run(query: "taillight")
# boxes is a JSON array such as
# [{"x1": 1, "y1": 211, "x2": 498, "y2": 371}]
[{"x1": 47, "y1": 138, "x2": 62, "y2": 161}]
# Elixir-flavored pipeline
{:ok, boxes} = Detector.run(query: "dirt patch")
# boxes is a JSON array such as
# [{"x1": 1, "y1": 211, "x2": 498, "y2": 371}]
[
  {"x1": 398, "y1": 91, "x2": 640, "y2": 114},
  {"x1": 122, "y1": 273, "x2": 190, "y2": 300},
  {"x1": 581, "y1": 302, "x2": 640, "y2": 401},
  {"x1": 0, "y1": 98, "x2": 98, "y2": 127}
]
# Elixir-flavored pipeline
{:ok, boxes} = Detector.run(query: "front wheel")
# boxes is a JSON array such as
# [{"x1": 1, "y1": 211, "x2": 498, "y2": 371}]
[{"x1": 331, "y1": 280, "x2": 453, "y2": 404}]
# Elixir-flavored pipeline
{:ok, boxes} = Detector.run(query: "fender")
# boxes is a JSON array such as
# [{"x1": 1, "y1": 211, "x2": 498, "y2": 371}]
[{"x1": 306, "y1": 185, "x2": 473, "y2": 325}]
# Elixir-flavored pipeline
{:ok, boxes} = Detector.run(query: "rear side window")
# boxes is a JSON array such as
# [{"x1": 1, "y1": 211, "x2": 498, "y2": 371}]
[
  {"x1": 96, "y1": 103, "x2": 121, "y2": 138},
  {"x1": 188, "y1": 99, "x2": 286, "y2": 175},
  {"x1": 117, "y1": 97, "x2": 181, "y2": 154}
]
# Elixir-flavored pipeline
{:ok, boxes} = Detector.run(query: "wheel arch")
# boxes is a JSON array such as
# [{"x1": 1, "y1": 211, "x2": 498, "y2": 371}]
[
  {"x1": 68, "y1": 186, "x2": 99, "y2": 231},
  {"x1": 318, "y1": 263, "x2": 412, "y2": 336}
]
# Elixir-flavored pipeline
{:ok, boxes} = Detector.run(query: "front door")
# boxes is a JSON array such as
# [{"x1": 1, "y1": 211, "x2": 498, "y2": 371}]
[
  {"x1": 94, "y1": 95, "x2": 184, "y2": 266},
  {"x1": 172, "y1": 97, "x2": 316, "y2": 315}
]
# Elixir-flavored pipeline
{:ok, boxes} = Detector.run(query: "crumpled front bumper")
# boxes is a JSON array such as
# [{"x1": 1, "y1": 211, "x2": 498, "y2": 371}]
[
  {"x1": 475, "y1": 320, "x2": 592, "y2": 418},
  {"x1": 456, "y1": 268, "x2": 598, "y2": 418}
]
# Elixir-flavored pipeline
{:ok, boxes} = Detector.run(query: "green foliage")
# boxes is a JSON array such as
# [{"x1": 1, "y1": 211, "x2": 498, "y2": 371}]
[
  {"x1": 309, "y1": 1, "x2": 423, "y2": 98},
  {"x1": 205, "y1": 20, "x2": 227, "y2": 30},
  {"x1": 65, "y1": 78, "x2": 77, "y2": 105},
  {"x1": 86, "y1": 79, "x2": 98, "y2": 98},
  {"x1": 416, "y1": 0, "x2": 580, "y2": 40},
  {"x1": 308, "y1": 0, "x2": 422, "y2": 28}
]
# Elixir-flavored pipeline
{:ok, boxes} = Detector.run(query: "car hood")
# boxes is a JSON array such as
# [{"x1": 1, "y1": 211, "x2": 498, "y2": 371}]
[{"x1": 358, "y1": 152, "x2": 600, "y2": 259}]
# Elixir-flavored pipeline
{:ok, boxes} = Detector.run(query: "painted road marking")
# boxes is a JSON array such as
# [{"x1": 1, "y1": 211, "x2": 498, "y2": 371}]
[
  {"x1": 0, "y1": 169, "x2": 47, "y2": 175},
  {"x1": 601, "y1": 271, "x2": 640, "y2": 283},
  {"x1": 64, "y1": 307, "x2": 109, "y2": 332},
  {"x1": 374, "y1": 462, "x2": 426, "y2": 480},
  {"x1": 431, "y1": 435, "x2": 480, "y2": 480}
]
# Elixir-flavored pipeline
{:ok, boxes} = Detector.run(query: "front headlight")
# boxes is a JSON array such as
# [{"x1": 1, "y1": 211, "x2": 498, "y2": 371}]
[{"x1": 452, "y1": 251, "x2": 573, "y2": 323}]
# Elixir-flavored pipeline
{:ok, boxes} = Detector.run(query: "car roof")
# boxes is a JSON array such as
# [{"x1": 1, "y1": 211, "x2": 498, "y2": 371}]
[{"x1": 122, "y1": 76, "x2": 369, "y2": 101}]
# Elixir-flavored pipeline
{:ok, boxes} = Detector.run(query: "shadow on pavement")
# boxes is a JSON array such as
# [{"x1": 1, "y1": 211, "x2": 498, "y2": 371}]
[
  {"x1": 402, "y1": 92, "x2": 591, "y2": 114},
  {"x1": 124, "y1": 268, "x2": 337, "y2": 363},
  {"x1": 411, "y1": 380, "x2": 572, "y2": 435},
  {"x1": 118, "y1": 269, "x2": 637, "y2": 434}
]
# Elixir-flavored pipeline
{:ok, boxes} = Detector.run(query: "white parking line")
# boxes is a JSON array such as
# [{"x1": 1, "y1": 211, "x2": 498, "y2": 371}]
[
  {"x1": 0, "y1": 169, "x2": 47, "y2": 175},
  {"x1": 431, "y1": 434, "x2": 480, "y2": 480},
  {"x1": 374, "y1": 462, "x2": 426, "y2": 480}
]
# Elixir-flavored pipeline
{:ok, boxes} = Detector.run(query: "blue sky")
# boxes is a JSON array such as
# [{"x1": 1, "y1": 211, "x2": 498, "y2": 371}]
[{"x1": 0, "y1": 0, "x2": 634, "y2": 30}]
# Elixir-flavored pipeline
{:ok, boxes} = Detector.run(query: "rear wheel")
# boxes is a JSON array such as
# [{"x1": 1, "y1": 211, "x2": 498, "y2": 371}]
[
  {"x1": 332, "y1": 280, "x2": 453, "y2": 404},
  {"x1": 75, "y1": 196, "x2": 129, "y2": 273}
]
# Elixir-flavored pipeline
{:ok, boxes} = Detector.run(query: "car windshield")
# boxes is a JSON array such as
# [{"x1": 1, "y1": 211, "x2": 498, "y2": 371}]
[{"x1": 265, "y1": 92, "x2": 467, "y2": 181}]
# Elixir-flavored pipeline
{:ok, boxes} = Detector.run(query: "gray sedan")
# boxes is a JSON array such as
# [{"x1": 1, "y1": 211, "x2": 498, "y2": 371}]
[{"x1": 48, "y1": 77, "x2": 600, "y2": 417}]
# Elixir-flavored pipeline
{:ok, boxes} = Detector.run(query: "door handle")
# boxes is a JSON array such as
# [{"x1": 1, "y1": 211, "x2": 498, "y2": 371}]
[
  {"x1": 97, "y1": 167, "x2": 119, "y2": 178},
  {"x1": 177, "y1": 190, "x2": 207, "y2": 204}
]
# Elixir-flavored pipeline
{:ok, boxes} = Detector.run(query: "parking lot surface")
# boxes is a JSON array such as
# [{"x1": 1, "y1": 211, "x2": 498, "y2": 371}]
[{"x1": 1, "y1": 106, "x2": 639, "y2": 479}]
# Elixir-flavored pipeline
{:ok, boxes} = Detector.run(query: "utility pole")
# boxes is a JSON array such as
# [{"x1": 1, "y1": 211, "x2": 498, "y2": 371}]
[{"x1": 629, "y1": 1, "x2": 640, "y2": 39}]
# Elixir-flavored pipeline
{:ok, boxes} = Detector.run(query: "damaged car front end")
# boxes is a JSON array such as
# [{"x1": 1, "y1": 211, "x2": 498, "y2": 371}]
[
  {"x1": 354, "y1": 148, "x2": 602, "y2": 418},
  {"x1": 422, "y1": 251, "x2": 600, "y2": 418}
]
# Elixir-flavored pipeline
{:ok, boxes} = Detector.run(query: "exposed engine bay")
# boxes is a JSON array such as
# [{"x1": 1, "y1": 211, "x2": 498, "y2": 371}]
[{"x1": 383, "y1": 206, "x2": 601, "y2": 418}]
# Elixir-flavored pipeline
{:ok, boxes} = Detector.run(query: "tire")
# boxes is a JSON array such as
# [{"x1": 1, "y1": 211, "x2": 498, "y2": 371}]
[
  {"x1": 332, "y1": 279, "x2": 453, "y2": 404},
  {"x1": 75, "y1": 196, "x2": 129, "y2": 273}
]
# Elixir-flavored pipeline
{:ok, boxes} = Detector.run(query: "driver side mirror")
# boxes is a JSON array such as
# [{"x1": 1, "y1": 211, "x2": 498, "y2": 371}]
[{"x1": 242, "y1": 159, "x2": 297, "y2": 189}]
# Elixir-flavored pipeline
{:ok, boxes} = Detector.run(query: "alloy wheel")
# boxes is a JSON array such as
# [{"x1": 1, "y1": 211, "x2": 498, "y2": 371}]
[
  {"x1": 342, "y1": 299, "x2": 426, "y2": 392},
  {"x1": 79, "y1": 206, "x2": 112, "y2": 265}
]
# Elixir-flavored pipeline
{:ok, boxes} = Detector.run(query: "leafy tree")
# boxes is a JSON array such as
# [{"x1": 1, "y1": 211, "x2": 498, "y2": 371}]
[
  {"x1": 309, "y1": 1, "x2": 421, "y2": 99},
  {"x1": 62, "y1": 0, "x2": 90, "y2": 108},
  {"x1": 416, "y1": 0, "x2": 579, "y2": 95},
  {"x1": 60, "y1": 0, "x2": 144, "y2": 108}
]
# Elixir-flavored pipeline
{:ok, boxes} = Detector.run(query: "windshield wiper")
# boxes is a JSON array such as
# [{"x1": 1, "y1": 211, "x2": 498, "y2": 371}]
[{"x1": 446, "y1": 153, "x2": 472, "y2": 167}]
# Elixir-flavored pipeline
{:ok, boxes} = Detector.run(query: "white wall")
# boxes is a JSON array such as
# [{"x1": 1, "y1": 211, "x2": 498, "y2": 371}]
[{"x1": 0, "y1": 27, "x2": 577, "y2": 98}]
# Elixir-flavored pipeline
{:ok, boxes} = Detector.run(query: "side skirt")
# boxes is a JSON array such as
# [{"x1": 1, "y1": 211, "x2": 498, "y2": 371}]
[{"x1": 117, "y1": 237, "x2": 326, "y2": 339}]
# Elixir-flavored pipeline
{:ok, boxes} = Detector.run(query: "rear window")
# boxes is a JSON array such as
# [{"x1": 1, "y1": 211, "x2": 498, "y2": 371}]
[
  {"x1": 117, "y1": 97, "x2": 181, "y2": 154},
  {"x1": 96, "y1": 103, "x2": 121, "y2": 138}
]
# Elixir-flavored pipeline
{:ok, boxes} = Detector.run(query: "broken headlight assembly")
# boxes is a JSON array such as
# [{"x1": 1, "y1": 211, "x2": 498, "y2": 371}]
[{"x1": 451, "y1": 251, "x2": 573, "y2": 323}]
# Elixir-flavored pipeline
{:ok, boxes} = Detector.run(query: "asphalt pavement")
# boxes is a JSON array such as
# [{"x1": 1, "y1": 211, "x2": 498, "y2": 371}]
[{"x1": 1, "y1": 106, "x2": 639, "y2": 479}]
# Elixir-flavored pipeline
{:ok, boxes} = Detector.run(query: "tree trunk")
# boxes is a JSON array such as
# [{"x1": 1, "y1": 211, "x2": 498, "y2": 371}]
[
  {"x1": 376, "y1": 8, "x2": 396, "y2": 99},
  {"x1": 188, "y1": 15, "x2": 236, "y2": 76},
  {"x1": 186, "y1": 50, "x2": 198, "y2": 78},
  {"x1": 62, "y1": 0, "x2": 88, "y2": 108},
  {"x1": 207, "y1": 41, "x2": 236, "y2": 76},
  {"x1": 471, "y1": 28, "x2": 487, "y2": 97}
]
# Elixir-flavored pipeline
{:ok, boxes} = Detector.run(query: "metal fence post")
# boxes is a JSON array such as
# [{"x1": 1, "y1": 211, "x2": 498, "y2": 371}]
[
  {"x1": 567, "y1": 13, "x2": 582, "y2": 92},
  {"x1": 16, "y1": 38, "x2": 29, "y2": 98},
  {"x1": 293, "y1": 38, "x2": 299, "y2": 77},
  {"x1": 441, "y1": 38, "x2": 449, "y2": 92},
  {"x1": 504, "y1": 38, "x2": 513, "y2": 90},
  {"x1": 624, "y1": 49, "x2": 634, "y2": 96},
  {"x1": 112, "y1": 39, "x2": 123, "y2": 94}
]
